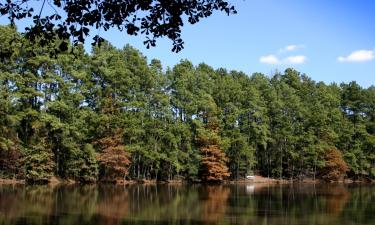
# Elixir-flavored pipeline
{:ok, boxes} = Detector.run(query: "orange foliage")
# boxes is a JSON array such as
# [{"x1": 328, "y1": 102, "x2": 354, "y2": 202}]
[
  {"x1": 321, "y1": 148, "x2": 348, "y2": 181},
  {"x1": 0, "y1": 147, "x2": 23, "y2": 178},
  {"x1": 97, "y1": 129, "x2": 131, "y2": 181},
  {"x1": 198, "y1": 121, "x2": 230, "y2": 182},
  {"x1": 0, "y1": 136, "x2": 23, "y2": 178},
  {"x1": 200, "y1": 145, "x2": 230, "y2": 182}
]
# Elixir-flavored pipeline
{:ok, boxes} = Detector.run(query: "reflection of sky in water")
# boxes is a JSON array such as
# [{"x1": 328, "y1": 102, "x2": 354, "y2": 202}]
[{"x1": 0, "y1": 184, "x2": 374, "y2": 225}]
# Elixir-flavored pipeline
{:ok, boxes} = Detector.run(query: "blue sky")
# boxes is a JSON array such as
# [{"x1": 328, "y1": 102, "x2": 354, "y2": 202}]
[{"x1": 1, "y1": 0, "x2": 375, "y2": 87}]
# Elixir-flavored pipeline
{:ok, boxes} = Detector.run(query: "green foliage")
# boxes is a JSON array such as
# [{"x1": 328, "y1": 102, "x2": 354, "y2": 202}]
[
  {"x1": 24, "y1": 145, "x2": 55, "y2": 183},
  {"x1": 64, "y1": 144, "x2": 99, "y2": 183},
  {"x1": 0, "y1": 1, "x2": 236, "y2": 52}
]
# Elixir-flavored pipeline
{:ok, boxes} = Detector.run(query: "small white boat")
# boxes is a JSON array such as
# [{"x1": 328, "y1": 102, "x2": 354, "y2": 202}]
[{"x1": 246, "y1": 175, "x2": 255, "y2": 180}]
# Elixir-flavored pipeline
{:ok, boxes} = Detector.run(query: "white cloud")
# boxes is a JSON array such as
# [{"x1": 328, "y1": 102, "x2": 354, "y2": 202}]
[
  {"x1": 338, "y1": 49, "x2": 375, "y2": 62},
  {"x1": 259, "y1": 54, "x2": 280, "y2": 64},
  {"x1": 260, "y1": 54, "x2": 306, "y2": 65},
  {"x1": 260, "y1": 45, "x2": 307, "y2": 65},
  {"x1": 284, "y1": 55, "x2": 306, "y2": 64},
  {"x1": 280, "y1": 44, "x2": 304, "y2": 53}
]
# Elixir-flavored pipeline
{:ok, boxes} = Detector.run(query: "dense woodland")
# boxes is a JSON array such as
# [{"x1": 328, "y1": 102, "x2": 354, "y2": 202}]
[{"x1": 0, "y1": 26, "x2": 374, "y2": 183}]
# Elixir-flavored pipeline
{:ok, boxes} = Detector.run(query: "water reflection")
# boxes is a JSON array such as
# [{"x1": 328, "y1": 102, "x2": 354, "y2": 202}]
[
  {"x1": 201, "y1": 186, "x2": 230, "y2": 224},
  {"x1": 0, "y1": 183, "x2": 374, "y2": 225}
]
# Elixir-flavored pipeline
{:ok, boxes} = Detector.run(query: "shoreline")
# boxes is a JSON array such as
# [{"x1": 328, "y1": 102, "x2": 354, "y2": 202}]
[
  {"x1": 1, "y1": 176, "x2": 373, "y2": 186},
  {"x1": 0, "y1": 178, "x2": 25, "y2": 185}
]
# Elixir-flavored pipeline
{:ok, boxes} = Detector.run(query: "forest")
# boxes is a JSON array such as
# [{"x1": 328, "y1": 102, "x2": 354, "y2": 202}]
[{"x1": 0, "y1": 26, "x2": 374, "y2": 183}]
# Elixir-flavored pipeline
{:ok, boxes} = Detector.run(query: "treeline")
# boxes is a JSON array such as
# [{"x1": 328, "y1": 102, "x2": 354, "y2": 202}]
[{"x1": 0, "y1": 26, "x2": 374, "y2": 183}]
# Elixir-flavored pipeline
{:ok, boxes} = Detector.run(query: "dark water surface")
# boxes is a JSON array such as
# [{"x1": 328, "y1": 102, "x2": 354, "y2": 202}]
[{"x1": 0, "y1": 183, "x2": 374, "y2": 225}]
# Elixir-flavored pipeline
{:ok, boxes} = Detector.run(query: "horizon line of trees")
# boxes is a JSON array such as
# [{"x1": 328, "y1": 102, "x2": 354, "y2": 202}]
[{"x1": 0, "y1": 26, "x2": 374, "y2": 183}]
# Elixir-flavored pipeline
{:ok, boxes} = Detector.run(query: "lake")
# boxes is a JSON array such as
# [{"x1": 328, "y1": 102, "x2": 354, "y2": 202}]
[{"x1": 0, "y1": 183, "x2": 374, "y2": 225}]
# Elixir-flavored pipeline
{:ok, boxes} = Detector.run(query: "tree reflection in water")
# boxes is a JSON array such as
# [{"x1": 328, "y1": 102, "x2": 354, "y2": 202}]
[
  {"x1": 200, "y1": 185, "x2": 231, "y2": 224},
  {"x1": 0, "y1": 184, "x2": 374, "y2": 225}
]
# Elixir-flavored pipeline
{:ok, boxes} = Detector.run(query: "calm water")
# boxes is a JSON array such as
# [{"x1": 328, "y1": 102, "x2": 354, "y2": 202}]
[{"x1": 0, "y1": 183, "x2": 374, "y2": 225}]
